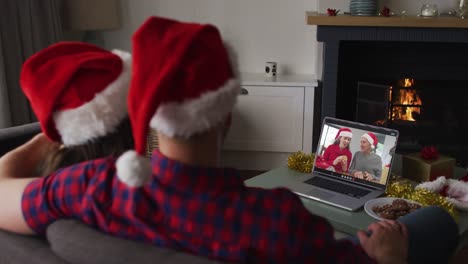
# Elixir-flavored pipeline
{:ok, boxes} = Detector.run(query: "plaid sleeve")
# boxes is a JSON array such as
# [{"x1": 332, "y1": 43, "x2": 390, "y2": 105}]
[
  {"x1": 21, "y1": 161, "x2": 95, "y2": 235},
  {"x1": 247, "y1": 188, "x2": 375, "y2": 263}
]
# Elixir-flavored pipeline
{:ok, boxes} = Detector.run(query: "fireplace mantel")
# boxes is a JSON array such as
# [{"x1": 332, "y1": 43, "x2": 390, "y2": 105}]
[
  {"x1": 309, "y1": 14, "x2": 468, "y2": 121},
  {"x1": 307, "y1": 12, "x2": 468, "y2": 28}
]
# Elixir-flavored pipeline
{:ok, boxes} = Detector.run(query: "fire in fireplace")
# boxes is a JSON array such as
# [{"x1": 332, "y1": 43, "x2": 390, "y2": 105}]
[
  {"x1": 390, "y1": 78, "x2": 422, "y2": 122},
  {"x1": 367, "y1": 78, "x2": 424, "y2": 126},
  {"x1": 354, "y1": 77, "x2": 468, "y2": 167}
]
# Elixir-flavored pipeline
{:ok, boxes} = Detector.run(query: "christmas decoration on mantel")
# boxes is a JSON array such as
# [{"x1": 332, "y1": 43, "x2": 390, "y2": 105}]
[
  {"x1": 327, "y1": 8, "x2": 340, "y2": 16},
  {"x1": 288, "y1": 151, "x2": 315, "y2": 173},
  {"x1": 380, "y1": 6, "x2": 391, "y2": 17}
]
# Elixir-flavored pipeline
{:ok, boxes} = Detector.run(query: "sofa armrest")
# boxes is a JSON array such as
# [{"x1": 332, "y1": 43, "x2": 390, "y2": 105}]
[
  {"x1": 0, "y1": 229, "x2": 67, "y2": 264},
  {"x1": 0, "y1": 123, "x2": 41, "y2": 156}
]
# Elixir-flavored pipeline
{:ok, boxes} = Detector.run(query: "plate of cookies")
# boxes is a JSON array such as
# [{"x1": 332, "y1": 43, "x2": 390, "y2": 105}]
[{"x1": 364, "y1": 197, "x2": 422, "y2": 221}]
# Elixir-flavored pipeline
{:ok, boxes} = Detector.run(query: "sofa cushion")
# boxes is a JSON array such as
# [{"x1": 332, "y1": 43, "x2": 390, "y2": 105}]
[
  {"x1": 47, "y1": 220, "x2": 226, "y2": 264},
  {"x1": 0, "y1": 229, "x2": 67, "y2": 264}
]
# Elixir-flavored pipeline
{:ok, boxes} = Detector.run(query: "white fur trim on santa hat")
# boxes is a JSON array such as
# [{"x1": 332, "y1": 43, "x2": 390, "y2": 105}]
[
  {"x1": 445, "y1": 179, "x2": 468, "y2": 211},
  {"x1": 53, "y1": 49, "x2": 131, "y2": 146},
  {"x1": 116, "y1": 150, "x2": 152, "y2": 187},
  {"x1": 447, "y1": 198, "x2": 468, "y2": 211},
  {"x1": 339, "y1": 131, "x2": 353, "y2": 138},
  {"x1": 416, "y1": 176, "x2": 447, "y2": 193},
  {"x1": 361, "y1": 134, "x2": 375, "y2": 149},
  {"x1": 150, "y1": 78, "x2": 241, "y2": 138}
]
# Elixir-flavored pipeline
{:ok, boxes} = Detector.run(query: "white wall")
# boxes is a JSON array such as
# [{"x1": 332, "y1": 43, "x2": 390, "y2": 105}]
[
  {"x1": 100, "y1": 0, "x2": 319, "y2": 75},
  {"x1": 100, "y1": 0, "x2": 460, "y2": 76},
  {"x1": 319, "y1": 0, "x2": 459, "y2": 15}
]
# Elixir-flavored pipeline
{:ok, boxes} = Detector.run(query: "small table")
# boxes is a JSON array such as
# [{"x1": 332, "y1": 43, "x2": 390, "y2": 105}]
[{"x1": 245, "y1": 167, "x2": 468, "y2": 241}]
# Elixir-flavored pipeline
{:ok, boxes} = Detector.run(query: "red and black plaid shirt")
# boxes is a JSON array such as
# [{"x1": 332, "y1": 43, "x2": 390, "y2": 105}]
[{"x1": 22, "y1": 151, "x2": 373, "y2": 263}]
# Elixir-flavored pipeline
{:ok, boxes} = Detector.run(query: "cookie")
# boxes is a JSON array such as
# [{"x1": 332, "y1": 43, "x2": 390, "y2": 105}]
[
  {"x1": 372, "y1": 204, "x2": 391, "y2": 213},
  {"x1": 380, "y1": 210, "x2": 397, "y2": 220},
  {"x1": 372, "y1": 199, "x2": 422, "y2": 220},
  {"x1": 395, "y1": 210, "x2": 409, "y2": 217}
]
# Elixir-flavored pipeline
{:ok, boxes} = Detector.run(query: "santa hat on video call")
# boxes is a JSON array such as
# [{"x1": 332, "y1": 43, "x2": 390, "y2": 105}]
[
  {"x1": 336, "y1": 128, "x2": 352, "y2": 139},
  {"x1": 115, "y1": 16, "x2": 240, "y2": 187},
  {"x1": 362, "y1": 132, "x2": 378, "y2": 149},
  {"x1": 20, "y1": 42, "x2": 131, "y2": 146}
]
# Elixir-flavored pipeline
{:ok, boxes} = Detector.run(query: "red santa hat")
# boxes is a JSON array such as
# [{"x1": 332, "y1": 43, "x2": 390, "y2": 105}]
[
  {"x1": 417, "y1": 176, "x2": 468, "y2": 211},
  {"x1": 335, "y1": 128, "x2": 353, "y2": 139},
  {"x1": 362, "y1": 132, "x2": 378, "y2": 149},
  {"x1": 20, "y1": 42, "x2": 131, "y2": 146},
  {"x1": 115, "y1": 16, "x2": 240, "y2": 187}
]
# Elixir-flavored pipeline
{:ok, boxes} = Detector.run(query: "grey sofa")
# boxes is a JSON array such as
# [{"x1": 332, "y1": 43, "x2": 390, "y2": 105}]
[{"x1": 0, "y1": 123, "x2": 224, "y2": 264}]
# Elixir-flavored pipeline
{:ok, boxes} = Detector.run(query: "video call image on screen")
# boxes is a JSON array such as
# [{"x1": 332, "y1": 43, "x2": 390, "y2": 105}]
[{"x1": 314, "y1": 124, "x2": 397, "y2": 186}]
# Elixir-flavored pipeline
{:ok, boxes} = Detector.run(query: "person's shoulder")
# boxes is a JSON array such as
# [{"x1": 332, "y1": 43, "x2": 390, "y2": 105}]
[
  {"x1": 53, "y1": 156, "x2": 116, "y2": 178},
  {"x1": 354, "y1": 150, "x2": 363, "y2": 157},
  {"x1": 370, "y1": 153, "x2": 382, "y2": 161}
]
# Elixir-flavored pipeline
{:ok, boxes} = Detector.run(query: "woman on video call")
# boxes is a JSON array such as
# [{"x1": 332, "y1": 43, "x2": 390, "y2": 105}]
[
  {"x1": 322, "y1": 128, "x2": 353, "y2": 173},
  {"x1": 349, "y1": 132, "x2": 382, "y2": 182}
]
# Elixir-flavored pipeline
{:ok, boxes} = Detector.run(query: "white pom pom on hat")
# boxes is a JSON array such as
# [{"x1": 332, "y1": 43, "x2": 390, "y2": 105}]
[
  {"x1": 116, "y1": 151, "x2": 152, "y2": 187},
  {"x1": 115, "y1": 16, "x2": 240, "y2": 187}
]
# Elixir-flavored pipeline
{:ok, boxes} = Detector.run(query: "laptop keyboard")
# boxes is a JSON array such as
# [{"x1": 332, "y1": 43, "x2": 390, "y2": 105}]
[{"x1": 304, "y1": 177, "x2": 371, "y2": 198}]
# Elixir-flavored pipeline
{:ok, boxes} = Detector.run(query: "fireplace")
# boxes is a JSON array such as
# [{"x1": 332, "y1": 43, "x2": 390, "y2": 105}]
[{"x1": 316, "y1": 27, "x2": 468, "y2": 167}]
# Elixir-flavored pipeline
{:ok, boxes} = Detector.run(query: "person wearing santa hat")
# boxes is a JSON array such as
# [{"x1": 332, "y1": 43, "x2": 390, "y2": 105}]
[
  {"x1": 322, "y1": 127, "x2": 353, "y2": 173},
  {"x1": 0, "y1": 42, "x2": 132, "y2": 233},
  {"x1": 349, "y1": 132, "x2": 383, "y2": 182},
  {"x1": 0, "y1": 16, "x2": 460, "y2": 264}
]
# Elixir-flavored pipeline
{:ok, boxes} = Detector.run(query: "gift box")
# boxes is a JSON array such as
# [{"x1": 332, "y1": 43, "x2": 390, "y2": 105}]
[{"x1": 402, "y1": 153, "x2": 455, "y2": 182}]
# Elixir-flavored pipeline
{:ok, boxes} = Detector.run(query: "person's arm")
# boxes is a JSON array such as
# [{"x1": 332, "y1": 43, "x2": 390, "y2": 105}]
[
  {"x1": 0, "y1": 134, "x2": 59, "y2": 234},
  {"x1": 256, "y1": 189, "x2": 374, "y2": 263},
  {"x1": 364, "y1": 156, "x2": 383, "y2": 181},
  {"x1": 322, "y1": 146, "x2": 332, "y2": 164},
  {"x1": 374, "y1": 156, "x2": 382, "y2": 180},
  {"x1": 346, "y1": 153, "x2": 351, "y2": 170},
  {"x1": 349, "y1": 153, "x2": 366, "y2": 179}
]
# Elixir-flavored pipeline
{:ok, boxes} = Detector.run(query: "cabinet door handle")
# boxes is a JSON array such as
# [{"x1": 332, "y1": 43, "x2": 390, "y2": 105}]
[{"x1": 240, "y1": 88, "x2": 249, "y2": 95}]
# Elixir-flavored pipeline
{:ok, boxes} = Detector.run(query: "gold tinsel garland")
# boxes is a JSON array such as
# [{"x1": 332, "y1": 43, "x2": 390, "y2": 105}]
[
  {"x1": 386, "y1": 178, "x2": 458, "y2": 220},
  {"x1": 287, "y1": 152, "x2": 315, "y2": 173}
]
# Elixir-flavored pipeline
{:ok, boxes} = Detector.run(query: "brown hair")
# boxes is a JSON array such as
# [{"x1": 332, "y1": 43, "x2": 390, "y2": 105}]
[
  {"x1": 39, "y1": 118, "x2": 134, "y2": 176},
  {"x1": 333, "y1": 136, "x2": 350, "y2": 150}
]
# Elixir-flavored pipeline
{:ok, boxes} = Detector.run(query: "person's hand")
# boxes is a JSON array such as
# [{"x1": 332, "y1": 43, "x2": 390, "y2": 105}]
[
  {"x1": 333, "y1": 156, "x2": 343, "y2": 166},
  {"x1": 354, "y1": 171, "x2": 364, "y2": 179},
  {"x1": 358, "y1": 221, "x2": 408, "y2": 264},
  {"x1": 0, "y1": 133, "x2": 59, "y2": 179},
  {"x1": 364, "y1": 172, "x2": 374, "y2": 181}
]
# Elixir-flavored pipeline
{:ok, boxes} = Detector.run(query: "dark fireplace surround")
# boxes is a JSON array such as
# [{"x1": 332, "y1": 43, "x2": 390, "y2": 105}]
[{"x1": 317, "y1": 26, "x2": 468, "y2": 166}]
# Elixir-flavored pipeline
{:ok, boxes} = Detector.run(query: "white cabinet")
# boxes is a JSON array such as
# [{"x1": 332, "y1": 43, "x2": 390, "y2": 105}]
[
  {"x1": 222, "y1": 73, "x2": 318, "y2": 171},
  {"x1": 224, "y1": 86, "x2": 304, "y2": 152}
]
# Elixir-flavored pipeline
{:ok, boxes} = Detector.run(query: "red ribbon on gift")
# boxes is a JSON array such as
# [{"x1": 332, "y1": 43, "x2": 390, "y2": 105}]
[{"x1": 420, "y1": 146, "x2": 440, "y2": 160}]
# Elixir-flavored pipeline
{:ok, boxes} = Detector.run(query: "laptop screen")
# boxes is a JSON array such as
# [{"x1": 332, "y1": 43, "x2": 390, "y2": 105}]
[{"x1": 314, "y1": 118, "x2": 399, "y2": 189}]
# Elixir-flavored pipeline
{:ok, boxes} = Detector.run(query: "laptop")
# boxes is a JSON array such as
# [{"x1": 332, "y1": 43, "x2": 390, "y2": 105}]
[{"x1": 287, "y1": 117, "x2": 399, "y2": 211}]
